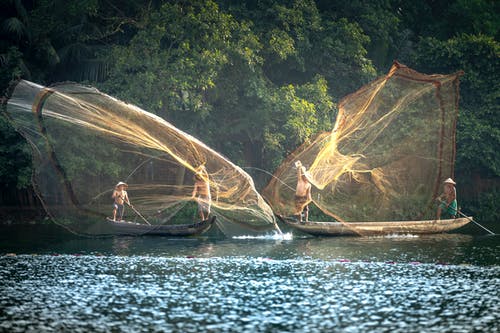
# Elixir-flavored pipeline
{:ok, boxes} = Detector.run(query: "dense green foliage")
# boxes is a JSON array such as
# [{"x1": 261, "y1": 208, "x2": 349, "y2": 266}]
[{"x1": 1, "y1": 0, "x2": 498, "y2": 219}]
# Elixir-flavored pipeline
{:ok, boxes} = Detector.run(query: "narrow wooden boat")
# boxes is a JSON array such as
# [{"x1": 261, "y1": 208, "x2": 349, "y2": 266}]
[
  {"x1": 105, "y1": 216, "x2": 216, "y2": 236},
  {"x1": 277, "y1": 215, "x2": 472, "y2": 236}
]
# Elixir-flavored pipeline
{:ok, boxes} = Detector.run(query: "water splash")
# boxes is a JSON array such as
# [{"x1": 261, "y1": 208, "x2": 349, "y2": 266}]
[{"x1": 232, "y1": 232, "x2": 293, "y2": 240}]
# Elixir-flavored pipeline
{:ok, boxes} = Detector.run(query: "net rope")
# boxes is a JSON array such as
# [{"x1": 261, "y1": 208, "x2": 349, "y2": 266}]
[
  {"x1": 263, "y1": 62, "x2": 463, "y2": 230},
  {"x1": 5, "y1": 80, "x2": 278, "y2": 236}
]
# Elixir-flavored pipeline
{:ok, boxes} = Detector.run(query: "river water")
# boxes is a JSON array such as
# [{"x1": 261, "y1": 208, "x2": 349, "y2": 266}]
[{"x1": 0, "y1": 224, "x2": 499, "y2": 332}]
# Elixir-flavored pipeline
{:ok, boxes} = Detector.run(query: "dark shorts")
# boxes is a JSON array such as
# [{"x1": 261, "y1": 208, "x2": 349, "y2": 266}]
[
  {"x1": 294, "y1": 195, "x2": 309, "y2": 213},
  {"x1": 113, "y1": 203, "x2": 124, "y2": 217}
]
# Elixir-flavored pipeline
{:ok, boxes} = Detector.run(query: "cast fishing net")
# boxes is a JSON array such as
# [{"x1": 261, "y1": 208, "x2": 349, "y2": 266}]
[
  {"x1": 263, "y1": 62, "x2": 463, "y2": 223},
  {"x1": 4, "y1": 80, "x2": 277, "y2": 235}
]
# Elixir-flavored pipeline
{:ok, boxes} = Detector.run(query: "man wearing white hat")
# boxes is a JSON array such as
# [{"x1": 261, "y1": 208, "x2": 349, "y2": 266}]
[
  {"x1": 112, "y1": 182, "x2": 131, "y2": 221},
  {"x1": 294, "y1": 161, "x2": 312, "y2": 223},
  {"x1": 437, "y1": 178, "x2": 457, "y2": 220}
]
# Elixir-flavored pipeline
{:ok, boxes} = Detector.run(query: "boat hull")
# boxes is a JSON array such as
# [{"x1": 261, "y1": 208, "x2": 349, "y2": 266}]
[
  {"x1": 105, "y1": 216, "x2": 216, "y2": 236},
  {"x1": 278, "y1": 216, "x2": 472, "y2": 236}
]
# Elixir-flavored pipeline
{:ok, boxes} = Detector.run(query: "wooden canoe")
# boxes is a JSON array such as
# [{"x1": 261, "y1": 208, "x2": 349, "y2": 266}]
[
  {"x1": 105, "y1": 215, "x2": 216, "y2": 236},
  {"x1": 277, "y1": 216, "x2": 472, "y2": 236}
]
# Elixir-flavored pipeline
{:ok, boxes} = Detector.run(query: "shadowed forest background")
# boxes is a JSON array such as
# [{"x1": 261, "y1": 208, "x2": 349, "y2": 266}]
[{"x1": 0, "y1": 0, "x2": 498, "y2": 223}]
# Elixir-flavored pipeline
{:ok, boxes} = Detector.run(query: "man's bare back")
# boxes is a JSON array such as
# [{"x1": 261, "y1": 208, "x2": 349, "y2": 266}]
[
  {"x1": 296, "y1": 178, "x2": 311, "y2": 197},
  {"x1": 295, "y1": 161, "x2": 312, "y2": 198},
  {"x1": 294, "y1": 161, "x2": 312, "y2": 222},
  {"x1": 194, "y1": 180, "x2": 210, "y2": 197},
  {"x1": 192, "y1": 167, "x2": 211, "y2": 220}
]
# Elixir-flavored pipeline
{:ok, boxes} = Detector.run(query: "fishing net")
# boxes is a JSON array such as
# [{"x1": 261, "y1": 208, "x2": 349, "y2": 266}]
[
  {"x1": 263, "y1": 62, "x2": 463, "y2": 223},
  {"x1": 4, "y1": 80, "x2": 277, "y2": 236}
]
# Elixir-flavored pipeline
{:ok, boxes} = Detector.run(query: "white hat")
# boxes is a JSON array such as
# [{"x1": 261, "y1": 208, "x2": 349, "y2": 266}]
[
  {"x1": 443, "y1": 178, "x2": 456, "y2": 185},
  {"x1": 115, "y1": 181, "x2": 128, "y2": 188}
]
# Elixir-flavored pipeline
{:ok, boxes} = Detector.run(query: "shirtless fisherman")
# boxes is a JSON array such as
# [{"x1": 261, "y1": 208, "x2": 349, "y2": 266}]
[
  {"x1": 112, "y1": 181, "x2": 131, "y2": 221},
  {"x1": 191, "y1": 165, "x2": 211, "y2": 220},
  {"x1": 294, "y1": 161, "x2": 312, "y2": 223}
]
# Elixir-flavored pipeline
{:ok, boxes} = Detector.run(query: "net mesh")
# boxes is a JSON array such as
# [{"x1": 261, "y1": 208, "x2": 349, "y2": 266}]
[
  {"x1": 263, "y1": 62, "x2": 462, "y2": 223},
  {"x1": 5, "y1": 80, "x2": 277, "y2": 235}
]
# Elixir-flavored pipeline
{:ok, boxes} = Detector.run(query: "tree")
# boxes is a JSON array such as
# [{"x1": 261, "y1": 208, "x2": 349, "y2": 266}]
[
  {"x1": 316, "y1": 0, "x2": 401, "y2": 71},
  {"x1": 0, "y1": 0, "x2": 498, "y2": 218},
  {"x1": 211, "y1": 0, "x2": 375, "y2": 180},
  {"x1": 395, "y1": 0, "x2": 499, "y2": 40},
  {"x1": 99, "y1": 1, "x2": 240, "y2": 132},
  {"x1": 404, "y1": 34, "x2": 500, "y2": 178}
]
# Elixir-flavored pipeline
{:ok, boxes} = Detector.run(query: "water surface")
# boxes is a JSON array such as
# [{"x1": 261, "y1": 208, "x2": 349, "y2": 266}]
[{"x1": 0, "y1": 224, "x2": 498, "y2": 332}]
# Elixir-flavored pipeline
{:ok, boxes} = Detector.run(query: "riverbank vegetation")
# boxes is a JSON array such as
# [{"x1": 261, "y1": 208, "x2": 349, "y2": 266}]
[{"x1": 1, "y1": 0, "x2": 498, "y2": 222}]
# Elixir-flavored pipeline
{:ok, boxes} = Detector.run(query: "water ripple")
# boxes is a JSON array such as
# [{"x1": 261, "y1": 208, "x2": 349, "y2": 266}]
[{"x1": 0, "y1": 255, "x2": 498, "y2": 332}]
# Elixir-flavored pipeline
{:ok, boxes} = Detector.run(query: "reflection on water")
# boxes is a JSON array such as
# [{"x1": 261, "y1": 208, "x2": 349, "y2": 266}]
[
  {"x1": 0, "y1": 255, "x2": 498, "y2": 333},
  {"x1": 0, "y1": 224, "x2": 498, "y2": 332}
]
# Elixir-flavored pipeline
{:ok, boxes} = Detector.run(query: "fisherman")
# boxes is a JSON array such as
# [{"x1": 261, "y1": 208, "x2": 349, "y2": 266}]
[
  {"x1": 294, "y1": 161, "x2": 312, "y2": 223},
  {"x1": 436, "y1": 178, "x2": 457, "y2": 220},
  {"x1": 112, "y1": 181, "x2": 131, "y2": 221},
  {"x1": 191, "y1": 165, "x2": 211, "y2": 220}
]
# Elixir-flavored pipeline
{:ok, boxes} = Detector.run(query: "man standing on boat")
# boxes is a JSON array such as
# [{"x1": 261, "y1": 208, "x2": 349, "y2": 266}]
[
  {"x1": 191, "y1": 165, "x2": 211, "y2": 221},
  {"x1": 437, "y1": 178, "x2": 457, "y2": 220},
  {"x1": 112, "y1": 182, "x2": 131, "y2": 221},
  {"x1": 294, "y1": 161, "x2": 312, "y2": 223}
]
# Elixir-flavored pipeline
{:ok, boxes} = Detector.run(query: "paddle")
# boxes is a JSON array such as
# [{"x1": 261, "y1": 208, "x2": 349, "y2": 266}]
[
  {"x1": 127, "y1": 203, "x2": 151, "y2": 225},
  {"x1": 437, "y1": 199, "x2": 495, "y2": 235},
  {"x1": 456, "y1": 210, "x2": 495, "y2": 235}
]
